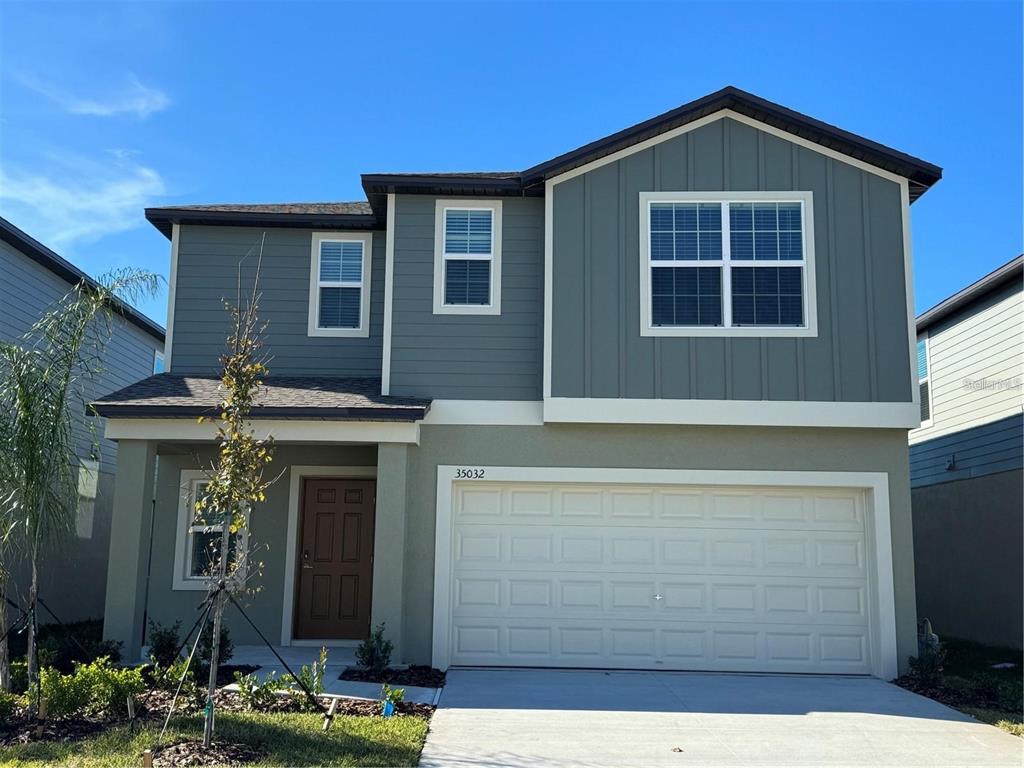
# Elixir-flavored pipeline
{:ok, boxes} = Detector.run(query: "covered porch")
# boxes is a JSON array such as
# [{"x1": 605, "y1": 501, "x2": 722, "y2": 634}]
[{"x1": 91, "y1": 374, "x2": 429, "y2": 666}]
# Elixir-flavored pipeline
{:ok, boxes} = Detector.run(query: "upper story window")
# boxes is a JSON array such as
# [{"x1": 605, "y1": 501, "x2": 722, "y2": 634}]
[
  {"x1": 153, "y1": 350, "x2": 165, "y2": 374},
  {"x1": 433, "y1": 199, "x2": 502, "y2": 315},
  {"x1": 917, "y1": 336, "x2": 932, "y2": 424},
  {"x1": 639, "y1": 192, "x2": 817, "y2": 337},
  {"x1": 308, "y1": 232, "x2": 373, "y2": 337}
]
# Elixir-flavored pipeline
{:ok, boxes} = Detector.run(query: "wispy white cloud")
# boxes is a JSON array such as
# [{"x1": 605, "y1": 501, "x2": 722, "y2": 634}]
[
  {"x1": 18, "y1": 73, "x2": 170, "y2": 119},
  {"x1": 0, "y1": 150, "x2": 166, "y2": 248}
]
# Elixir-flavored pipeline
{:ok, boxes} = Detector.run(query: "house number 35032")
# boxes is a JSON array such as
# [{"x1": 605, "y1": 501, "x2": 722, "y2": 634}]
[{"x1": 455, "y1": 468, "x2": 485, "y2": 479}]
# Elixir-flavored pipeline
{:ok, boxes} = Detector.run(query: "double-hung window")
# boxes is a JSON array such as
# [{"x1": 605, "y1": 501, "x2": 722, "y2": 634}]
[
  {"x1": 917, "y1": 336, "x2": 932, "y2": 424},
  {"x1": 308, "y1": 232, "x2": 373, "y2": 337},
  {"x1": 433, "y1": 200, "x2": 502, "y2": 315},
  {"x1": 640, "y1": 192, "x2": 816, "y2": 337},
  {"x1": 173, "y1": 470, "x2": 247, "y2": 590}
]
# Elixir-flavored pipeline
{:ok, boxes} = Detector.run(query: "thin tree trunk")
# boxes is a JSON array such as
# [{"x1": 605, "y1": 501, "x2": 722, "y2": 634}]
[
  {"x1": 0, "y1": 570, "x2": 9, "y2": 692},
  {"x1": 202, "y1": 523, "x2": 232, "y2": 748},
  {"x1": 26, "y1": 557, "x2": 38, "y2": 689}
]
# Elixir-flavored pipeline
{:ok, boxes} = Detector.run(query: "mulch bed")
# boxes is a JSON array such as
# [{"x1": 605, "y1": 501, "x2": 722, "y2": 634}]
[
  {"x1": 894, "y1": 675, "x2": 1016, "y2": 713},
  {"x1": 153, "y1": 739, "x2": 262, "y2": 767},
  {"x1": 339, "y1": 665, "x2": 446, "y2": 688}
]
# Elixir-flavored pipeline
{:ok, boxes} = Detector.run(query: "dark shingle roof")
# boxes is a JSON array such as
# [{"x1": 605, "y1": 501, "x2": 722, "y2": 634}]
[
  {"x1": 917, "y1": 255, "x2": 1023, "y2": 334},
  {"x1": 161, "y1": 202, "x2": 373, "y2": 215},
  {"x1": 145, "y1": 203, "x2": 377, "y2": 238},
  {"x1": 0, "y1": 216, "x2": 165, "y2": 342},
  {"x1": 91, "y1": 374, "x2": 430, "y2": 421}
]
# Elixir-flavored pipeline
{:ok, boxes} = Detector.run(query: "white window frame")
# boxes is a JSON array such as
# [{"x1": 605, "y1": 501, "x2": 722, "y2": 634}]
[
  {"x1": 639, "y1": 191, "x2": 817, "y2": 337},
  {"x1": 433, "y1": 199, "x2": 502, "y2": 315},
  {"x1": 917, "y1": 333, "x2": 933, "y2": 428},
  {"x1": 307, "y1": 231, "x2": 373, "y2": 338},
  {"x1": 173, "y1": 469, "x2": 249, "y2": 591},
  {"x1": 153, "y1": 349, "x2": 165, "y2": 374}
]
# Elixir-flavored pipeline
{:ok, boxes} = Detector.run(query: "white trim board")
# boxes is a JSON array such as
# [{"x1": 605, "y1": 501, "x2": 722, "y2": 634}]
[
  {"x1": 421, "y1": 400, "x2": 543, "y2": 426},
  {"x1": 543, "y1": 398, "x2": 920, "y2": 428},
  {"x1": 901, "y1": 179, "x2": 922, "y2": 427},
  {"x1": 381, "y1": 193, "x2": 396, "y2": 395},
  {"x1": 163, "y1": 223, "x2": 180, "y2": 371},
  {"x1": 431, "y1": 465, "x2": 898, "y2": 680},
  {"x1": 104, "y1": 418, "x2": 419, "y2": 444},
  {"x1": 281, "y1": 465, "x2": 377, "y2": 646}
]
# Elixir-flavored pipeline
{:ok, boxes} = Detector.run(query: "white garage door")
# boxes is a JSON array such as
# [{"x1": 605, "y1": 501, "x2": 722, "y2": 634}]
[{"x1": 447, "y1": 481, "x2": 876, "y2": 674}]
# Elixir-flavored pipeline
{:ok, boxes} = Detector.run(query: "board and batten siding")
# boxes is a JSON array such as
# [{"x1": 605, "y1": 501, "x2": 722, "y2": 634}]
[
  {"x1": 388, "y1": 195, "x2": 544, "y2": 400},
  {"x1": 550, "y1": 116, "x2": 912, "y2": 403},
  {"x1": 170, "y1": 225, "x2": 385, "y2": 376},
  {"x1": 0, "y1": 238, "x2": 163, "y2": 471},
  {"x1": 910, "y1": 281, "x2": 1023, "y2": 445}
]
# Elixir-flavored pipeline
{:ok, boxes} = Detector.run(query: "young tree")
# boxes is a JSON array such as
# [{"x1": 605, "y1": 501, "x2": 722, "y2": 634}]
[
  {"x1": 0, "y1": 269, "x2": 159, "y2": 691},
  {"x1": 196, "y1": 239, "x2": 277, "y2": 746}
]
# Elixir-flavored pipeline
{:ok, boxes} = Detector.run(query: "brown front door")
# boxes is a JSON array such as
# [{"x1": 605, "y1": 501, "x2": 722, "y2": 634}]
[{"x1": 294, "y1": 478, "x2": 376, "y2": 640}]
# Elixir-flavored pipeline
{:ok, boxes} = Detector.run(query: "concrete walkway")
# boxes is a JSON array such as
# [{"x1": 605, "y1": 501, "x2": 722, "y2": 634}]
[{"x1": 421, "y1": 668, "x2": 1023, "y2": 768}]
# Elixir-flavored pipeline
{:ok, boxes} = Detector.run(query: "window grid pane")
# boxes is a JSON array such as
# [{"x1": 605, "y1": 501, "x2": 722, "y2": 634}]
[
  {"x1": 445, "y1": 259, "x2": 491, "y2": 305},
  {"x1": 651, "y1": 266, "x2": 722, "y2": 326},
  {"x1": 320, "y1": 241, "x2": 363, "y2": 282},
  {"x1": 445, "y1": 209, "x2": 493, "y2": 255},
  {"x1": 729, "y1": 202, "x2": 802, "y2": 261},
  {"x1": 319, "y1": 286, "x2": 361, "y2": 328},
  {"x1": 650, "y1": 203, "x2": 722, "y2": 261},
  {"x1": 731, "y1": 266, "x2": 803, "y2": 326}
]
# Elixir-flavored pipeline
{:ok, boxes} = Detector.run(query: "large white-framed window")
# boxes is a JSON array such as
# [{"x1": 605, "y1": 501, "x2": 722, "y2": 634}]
[
  {"x1": 308, "y1": 231, "x2": 373, "y2": 337},
  {"x1": 639, "y1": 191, "x2": 817, "y2": 337},
  {"x1": 433, "y1": 199, "x2": 502, "y2": 315},
  {"x1": 173, "y1": 470, "x2": 248, "y2": 591},
  {"x1": 917, "y1": 334, "x2": 932, "y2": 426}
]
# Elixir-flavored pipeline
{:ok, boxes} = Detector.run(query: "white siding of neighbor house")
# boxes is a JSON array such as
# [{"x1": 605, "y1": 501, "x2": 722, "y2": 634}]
[{"x1": 910, "y1": 282, "x2": 1023, "y2": 446}]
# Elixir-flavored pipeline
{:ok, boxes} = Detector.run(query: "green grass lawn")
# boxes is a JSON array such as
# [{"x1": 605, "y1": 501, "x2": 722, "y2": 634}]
[
  {"x1": 936, "y1": 638, "x2": 1023, "y2": 737},
  {"x1": 0, "y1": 711, "x2": 430, "y2": 767}
]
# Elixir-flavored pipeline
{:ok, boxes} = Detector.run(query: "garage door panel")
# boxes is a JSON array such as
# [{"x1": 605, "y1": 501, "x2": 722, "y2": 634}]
[
  {"x1": 448, "y1": 481, "x2": 874, "y2": 674},
  {"x1": 453, "y1": 483, "x2": 865, "y2": 532},
  {"x1": 449, "y1": 616, "x2": 872, "y2": 673}
]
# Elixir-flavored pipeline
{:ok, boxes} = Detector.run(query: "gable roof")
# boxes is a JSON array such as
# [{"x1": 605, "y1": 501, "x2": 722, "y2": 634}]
[
  {"x1": 148, "y1": 86, "x2": 942, "y2": 239},
  {"x1": 917, "y1": 255, "x2": 1023, "y2": 334},
  {"x1": 0, "y1": 216, "x2": 166, "y2": 343}
]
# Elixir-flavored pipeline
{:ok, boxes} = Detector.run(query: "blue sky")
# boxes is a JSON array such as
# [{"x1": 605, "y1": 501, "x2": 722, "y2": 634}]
[{"x1": 1, "y1": 1, "x2": 1020, "y2": 325}]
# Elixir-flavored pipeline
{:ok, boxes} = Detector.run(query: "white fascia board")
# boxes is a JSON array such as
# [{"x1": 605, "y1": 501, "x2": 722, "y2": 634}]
[
  {"x1": 382, "y1": 193, "x2": 397, "y2": 395},
  {"x1": 104, "y1": 418, "x2": 419, "y2": 444},
  {"x1": 164, "y1": 223, "x2": 180, "y2": 371},
  {"x1": 543, "y1": 398, "x2": 920, "y2": 428}
]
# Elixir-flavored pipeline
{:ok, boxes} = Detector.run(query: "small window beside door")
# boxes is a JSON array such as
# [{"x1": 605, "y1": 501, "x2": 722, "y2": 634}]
[{"x1": 172, "y1": 470, "x2": 247, "y2": 590}]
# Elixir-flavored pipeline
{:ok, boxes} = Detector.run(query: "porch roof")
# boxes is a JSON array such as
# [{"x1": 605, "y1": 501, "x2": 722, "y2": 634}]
[{"x1": 91, "y1": 374, "x2": 430, "y2": 421}]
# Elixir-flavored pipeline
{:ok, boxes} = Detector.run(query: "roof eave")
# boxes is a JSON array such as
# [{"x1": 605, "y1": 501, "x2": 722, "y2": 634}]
[
  {"x1": 90, "y1": 403, "x2": 429, "y2": 421},
  {"x1": 145, "y1": 208, "x2": 380, "y2": 239},
  {"x1": 916, "y1": 255, "x2": 1024, "y2": 333}
]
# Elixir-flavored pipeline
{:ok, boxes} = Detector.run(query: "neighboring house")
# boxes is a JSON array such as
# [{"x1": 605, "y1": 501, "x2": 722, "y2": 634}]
[
  {"x1": 909, "y1": 255, "x2": 1023, "y2": 649},
  {"x1": 93, "y1": 86, "x2": 943, "y2": 679},
  {"x1": 0, "y1": 217, "x2": 166, "y2": 623}
]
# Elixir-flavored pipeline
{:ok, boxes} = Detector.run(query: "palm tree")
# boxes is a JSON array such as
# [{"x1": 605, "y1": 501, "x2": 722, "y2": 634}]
[{"x1": 0, "y1": 268, "x2": 159, "y2": 691}]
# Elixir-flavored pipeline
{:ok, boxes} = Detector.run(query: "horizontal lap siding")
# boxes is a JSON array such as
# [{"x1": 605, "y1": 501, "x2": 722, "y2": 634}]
[
  {"x1": 0, "y1": 240, "x2": 163, "y2": 471},
  {"x1": 910, "y1": 413, "x2": 1023, "y2": 487},
  {"x1": 171, "y1": 226, "x2": 384, "y2": 376},
  {"x1": 550, "y1": 117, "x2": 911, "y2": 403},
  {"x1": 389, "y1": 196, "x2": 543, "y2": 400}
]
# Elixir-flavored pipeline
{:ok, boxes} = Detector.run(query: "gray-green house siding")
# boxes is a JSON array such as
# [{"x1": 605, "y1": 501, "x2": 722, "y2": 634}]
[
  {"x1": 170, "y1": 225, "x2": 385, "y2": 376},
  {"x1": 388, "y1": 195, "x2": 543, "y2": 400},
  {"x1": 550, "y1": 117, "x2": 913, "y2": 403}
]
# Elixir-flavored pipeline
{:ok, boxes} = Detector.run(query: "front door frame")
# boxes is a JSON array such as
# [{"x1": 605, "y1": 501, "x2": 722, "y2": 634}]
[
  {"x1": 282, "y1": 465, "x2": 377, "y2": 646},
  {"x1": 432, "y1": 466, "x2": 898, "y2": 679}
]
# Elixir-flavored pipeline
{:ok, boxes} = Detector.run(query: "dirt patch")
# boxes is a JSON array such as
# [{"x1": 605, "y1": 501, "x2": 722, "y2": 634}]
[
  {"x1": 895, "y1": 675, "x2": 1016, "y2": 713},
  {"x1": 152, "y1": 739, "x2": 263, "y2": 767},
  {"x1": 0, "y1": 714, "x2": 110, "y2": 747},
  {"x1": 339, "y1": 665, "x2": 445, "y2": 688}
]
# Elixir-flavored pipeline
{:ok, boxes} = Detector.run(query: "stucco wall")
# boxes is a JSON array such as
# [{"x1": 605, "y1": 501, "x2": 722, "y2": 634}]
[{"x1": 912, "y1": 469, "x2": 1023, "y2": 649}]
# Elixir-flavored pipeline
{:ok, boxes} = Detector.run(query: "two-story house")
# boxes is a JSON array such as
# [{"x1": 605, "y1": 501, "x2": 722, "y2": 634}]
[
  {"x1": 93, "y1": 87, "x2": 942, "y2": 678},
  {"x1": 909, "y1": 255, "x2": 1023, "y2": 649},
  {"x1": 0, "y1": 216, "x2": 165, "y2": 624}
]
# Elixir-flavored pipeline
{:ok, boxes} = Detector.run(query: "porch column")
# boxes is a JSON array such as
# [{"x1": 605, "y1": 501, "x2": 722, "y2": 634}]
[
  {"x1": 372, "y1": 443, "x2": 408, "y2": 662},
  {"x1": 102, "y1": 439, "x2": 157, "y2": 661}
]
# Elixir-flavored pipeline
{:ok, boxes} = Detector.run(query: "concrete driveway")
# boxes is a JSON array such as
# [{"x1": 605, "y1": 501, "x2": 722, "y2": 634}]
[{"x1": 420, "y1": 669, "x2": 1022, "y2": 767}]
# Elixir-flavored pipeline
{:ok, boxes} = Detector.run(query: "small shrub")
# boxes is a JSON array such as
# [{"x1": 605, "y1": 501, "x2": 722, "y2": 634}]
[
  {"x1": 234, "y1": 670, "x2": 285, "y2": 711},
  {"x1": 909, "y1": 643, "x2": 947, "y2": 686},
  {"x1": 10, "y1": 660, "x2": 28, "y2": 694},
  {"x1": 283, "y1": 647, "x2": 328, "y2": 711},
  {"x1": 0, "y1": 690, "x2": 24, "y2": 721},
  {"x1": 147, "y1": 620, "x2": 182, "y2": 668},
  {"x1": 38, "y1": 658, "x2": 146, "y2": 719},
  {"x1": 195, "y1": 623, "x2": 233, "y2": 681},
  {"x1": 356, "y1": 623, "x2": 393, "y2": 678},
  {"x1": 38, "y1": 666, "x2": 91, "y2": 719},
  {"x1": 380, "y1": 683, "x2": 405, "y2": 705}
]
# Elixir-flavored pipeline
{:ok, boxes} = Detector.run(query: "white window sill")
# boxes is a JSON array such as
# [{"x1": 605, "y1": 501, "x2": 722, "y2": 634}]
[
  {"x1": 433, "y1": 303, "x2": 502, "y2": 316},
  {"x1": 641, "y1": 325, "x2": 818, "y2": 338},
  {"x1": 307, "y1": 326, "x2": 370, "y2": 338}
]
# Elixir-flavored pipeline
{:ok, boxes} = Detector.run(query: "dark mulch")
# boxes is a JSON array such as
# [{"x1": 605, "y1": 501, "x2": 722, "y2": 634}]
[
  {"x1": 339, "y1": 665, "x2": 446, "y2": 688},
  {"x1": 140, "y1": 688, "x2": 433, "y2": 719},
  {"x1": 0, "y1": 712, "x2": 111, "y2": 747},
  {"x1": 895, "y1": 675, "x2": 1014, "y2": 712},
  {"x1": 153, "y1": 739, "x2": 262, "y2": 767}
]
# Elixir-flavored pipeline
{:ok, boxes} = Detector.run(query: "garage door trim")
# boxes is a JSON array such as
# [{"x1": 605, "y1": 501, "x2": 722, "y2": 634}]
[{"x1": 432, "y1": 466, "x2": 897, "y2": 679}]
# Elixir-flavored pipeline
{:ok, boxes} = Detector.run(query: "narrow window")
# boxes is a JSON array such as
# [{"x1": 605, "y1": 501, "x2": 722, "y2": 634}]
[
  {"x1": 434, "y1": 201, "x2": 502, "y2": 315},
  {"x1": 917, "y1": 337, "x2": 931, "y2": 423},
  {"x1": 308, "y1": 232, "x2": 373, "y2": 337},
  {"x1": 641, "y1": 193, "x2": 815, "y2": 337},
  {"x1": 153, "y1": 350, "x2": 165, "y2": 374},
  {"x1": 174, "y1": 471, "x2": 247, "y2": 590}
]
